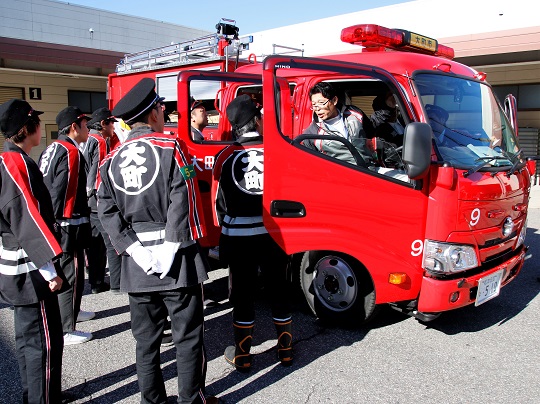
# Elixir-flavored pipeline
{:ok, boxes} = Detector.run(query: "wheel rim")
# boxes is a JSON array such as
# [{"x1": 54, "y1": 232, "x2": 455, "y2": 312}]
[{"x1": 312, "y1": 256, "x2": 357, "y2": 312}]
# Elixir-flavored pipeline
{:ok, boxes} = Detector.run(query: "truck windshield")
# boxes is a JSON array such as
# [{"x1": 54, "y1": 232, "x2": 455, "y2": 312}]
[{"x1": 415, "y1": 73, "x2": 521, "y2": 171}]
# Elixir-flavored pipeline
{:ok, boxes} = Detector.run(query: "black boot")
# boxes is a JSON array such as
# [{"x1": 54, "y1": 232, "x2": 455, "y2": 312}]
[
  {"x1": 224, "y1": 322, "x2": 253, "y2": 372},
  {"x1": 274, "y1": 318, "x2": 293, "y2": 366}
]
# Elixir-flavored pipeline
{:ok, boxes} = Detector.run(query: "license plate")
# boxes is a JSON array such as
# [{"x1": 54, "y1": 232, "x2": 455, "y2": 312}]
[{"x1": 475, "y1": 269, "x2": 504, "y2": 306}]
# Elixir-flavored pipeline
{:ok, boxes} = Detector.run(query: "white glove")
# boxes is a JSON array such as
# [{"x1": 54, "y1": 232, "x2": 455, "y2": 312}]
[
  {"x1": 149, "y1": 241, "x2": 180, "y2": 279},
  {"x1": 38, "y1": 261, "x2": 58, "y2": 281},
  {"x1": 127, "y1": 243, "x2": 156, "y2": 273}
]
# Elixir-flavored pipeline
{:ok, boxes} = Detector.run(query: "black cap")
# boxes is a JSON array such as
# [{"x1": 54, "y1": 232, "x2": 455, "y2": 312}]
[
  {"x1": 0, "y1": 99, "x2": 43, "y2": 139},
  {"x1": 190, "y1": 97, "x2": 204, "y2": 111},
  {"x1": 88, "y1": 107, "x2": 117, "y2": 126},
  {"x1": 226, "y1": 94, "x2": 261, "y2": 130},
  {"x1": 56, "y1": 106, "x2": 91, "y2": 130},
  {"x1": 425, "y1": 104, "x2": 449, "y2": 122},
  {"x1": 112, "y1": 78, "x2": 164, "y2": 124}
]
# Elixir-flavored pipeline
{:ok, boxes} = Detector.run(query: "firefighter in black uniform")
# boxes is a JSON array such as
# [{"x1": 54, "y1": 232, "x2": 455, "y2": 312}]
[
  {"x1": 38, "y1": 106, "x2": 94, "y2": 346},
  {"x1": 97, "y1": 78, "x2": 211, "y2": 403},
  {"x1": 211, "y1": 94, "x2": 293, "y2": 372},
  {"x1": 0, "y1": 99, "x2": 64, "y2": 403},
  {"x1": 81, "y1": 107, "x2": 120, "y2": 294}
]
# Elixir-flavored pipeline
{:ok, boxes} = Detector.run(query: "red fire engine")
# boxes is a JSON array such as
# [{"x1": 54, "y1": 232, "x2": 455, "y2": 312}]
[{"x1": 109, "y1": 23, "x2": 534, "y2": 325}]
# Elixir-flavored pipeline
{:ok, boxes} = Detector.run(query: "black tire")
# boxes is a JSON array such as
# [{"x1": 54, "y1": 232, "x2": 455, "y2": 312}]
[{"x1": 300, "y1": 251, "x2": 378, "y2": 326}]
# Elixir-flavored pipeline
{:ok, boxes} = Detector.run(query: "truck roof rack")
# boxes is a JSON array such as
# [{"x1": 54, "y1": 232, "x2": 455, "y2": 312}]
[{"x1": 116, "y1": 32, "x2": 253, "y2": 75}]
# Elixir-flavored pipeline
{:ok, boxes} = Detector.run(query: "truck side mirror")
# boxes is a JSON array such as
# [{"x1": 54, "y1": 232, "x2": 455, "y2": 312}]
[{"x1": 402, "y1": 122, "x2": 432, "y2": 180}]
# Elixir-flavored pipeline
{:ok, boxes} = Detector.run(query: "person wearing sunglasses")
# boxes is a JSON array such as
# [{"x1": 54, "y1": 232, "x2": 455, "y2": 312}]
[
  {"x1": 302, "y1": 82, "x2": 374, "y2": 165},
  {"x1": 370, "y1": 91, "x2": 404, "y2": 148}
]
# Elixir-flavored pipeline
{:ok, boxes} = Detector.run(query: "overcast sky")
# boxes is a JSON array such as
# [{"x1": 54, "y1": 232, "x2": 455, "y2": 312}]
[{"x1": 59, "y1": 0, "x2": 408, "y2": 34}]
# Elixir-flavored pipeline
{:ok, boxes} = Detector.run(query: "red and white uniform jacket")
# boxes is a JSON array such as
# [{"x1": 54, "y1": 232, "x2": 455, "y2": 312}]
[
  {"x1": 97, "y1": 126, "x2": 208, "y2": 292},
  {"x1": 38, "y1": 135, "x2": 90, "y2": 221},
  {"x1": 81, "y1": 130, "x2": 110, "y2": 212},
  {"x1": 0, "y1": 142, "x2": 63, "y2": 305},
  {"x1": 211, "y1": 132, "x2": 267, "y2": 237}
]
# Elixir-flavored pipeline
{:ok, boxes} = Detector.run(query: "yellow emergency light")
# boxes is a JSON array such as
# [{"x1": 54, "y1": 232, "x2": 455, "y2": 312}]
[{"x1": 340, "y1": 24, "x2": 455, "y2": 60}]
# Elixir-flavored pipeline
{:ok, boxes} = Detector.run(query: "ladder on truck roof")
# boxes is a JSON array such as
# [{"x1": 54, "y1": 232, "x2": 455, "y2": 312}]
[{"x1": 115, "y1": 33, "x2": 253, "y2": 75}]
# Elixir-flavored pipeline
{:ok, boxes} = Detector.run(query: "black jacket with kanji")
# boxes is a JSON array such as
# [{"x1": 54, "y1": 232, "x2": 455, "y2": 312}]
[
  {"x1": 97, "y1": 125, "x2": 208, "y2": 292},
  {"x1": 0, "y1": 142, "x2": 63, "y2": 305},
  {"x1": 38, "y1": 134, "x2": 90, "y2": 220},
  {"x1": 211, "y1": 133, "x2": 267, "y2": 237}
]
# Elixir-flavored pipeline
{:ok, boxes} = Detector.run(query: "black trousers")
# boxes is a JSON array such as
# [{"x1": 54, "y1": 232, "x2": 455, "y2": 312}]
[
  {"x1": 222, "y1": 233, "x2": 291, "y2": 323},
  {"x1": 86, "y1": 212, "x2": 106, "y2": 287},
  {"x1": 129, "y1": 285, "x2": 206, "y2": 404},
  {"x1": 92, "y1": 211, "x2": 122, "y2": 290},
  {"x1": 57, "y1": 248, "x2": 85, "y2": 333},
  {"x1": 14, "y1": 296, "x2": 63, "y2": 404}
]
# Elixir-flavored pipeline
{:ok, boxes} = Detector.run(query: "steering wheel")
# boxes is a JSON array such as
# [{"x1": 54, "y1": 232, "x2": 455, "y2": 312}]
[{"x1": 293, "y1": 134, "x2": 369, "y2": 168}]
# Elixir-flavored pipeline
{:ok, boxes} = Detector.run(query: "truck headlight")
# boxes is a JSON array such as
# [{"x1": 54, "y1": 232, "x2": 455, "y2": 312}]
[{"x1": 423, "y1": 240, "x2": 478, "y2": 274}]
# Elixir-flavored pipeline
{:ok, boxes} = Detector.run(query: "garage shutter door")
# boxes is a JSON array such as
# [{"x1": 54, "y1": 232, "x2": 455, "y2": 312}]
[
  {"x1": 0, "y1": 87, "x2": 25, "y2": 152},
  {"x1": 519, "y1": 127, "x2": 540, "y2": 185}
]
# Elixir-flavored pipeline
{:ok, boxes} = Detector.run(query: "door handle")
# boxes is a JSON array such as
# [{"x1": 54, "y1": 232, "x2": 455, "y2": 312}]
[{"x1": 270, "y1": 200, "x2": 306, "y2": 218}]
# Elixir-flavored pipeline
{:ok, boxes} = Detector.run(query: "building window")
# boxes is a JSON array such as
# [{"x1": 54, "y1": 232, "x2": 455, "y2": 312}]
[
  {"x1": 0, "y1": 86, "x2": 24, "y2": 104},
  {"x1": 68, "y1": 90, "x2": 106, "y2": 114},
  {"x1": 0, "y1": 87, "x2": 25, "y2": 151},
  {"x1": 493, "y1": 84, "x2": 540, "y2": 110}
]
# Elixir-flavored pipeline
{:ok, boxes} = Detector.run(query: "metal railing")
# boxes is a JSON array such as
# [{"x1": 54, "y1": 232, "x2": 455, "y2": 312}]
[{"x1": 116, "y1": 33, "x2": 251, "y2": 74}]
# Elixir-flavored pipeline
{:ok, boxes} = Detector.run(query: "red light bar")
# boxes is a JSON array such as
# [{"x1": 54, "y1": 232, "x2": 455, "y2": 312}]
[
  {"x1": 341, "y1": 24, "x2": 403, "y2": 48},
  {"x1": 435, "y1": 44, "x2": 455, "y2": 60},
  {"x1": 341, "y1": 23, "x2": 454, "y2": 60}
]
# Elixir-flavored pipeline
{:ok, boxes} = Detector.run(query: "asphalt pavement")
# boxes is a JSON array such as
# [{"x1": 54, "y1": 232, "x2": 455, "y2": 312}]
[{"x1": 1, "y1": 186, "x2": 539, "y2": 403}]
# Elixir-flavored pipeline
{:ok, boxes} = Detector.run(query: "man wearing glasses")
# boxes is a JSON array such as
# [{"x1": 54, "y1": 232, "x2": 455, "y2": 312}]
[{"x1": 302, "y1": 82, "x2": 374, "y2": 165}]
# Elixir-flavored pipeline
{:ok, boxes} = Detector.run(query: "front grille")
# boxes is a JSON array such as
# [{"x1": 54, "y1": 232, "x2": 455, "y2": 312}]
[{"x1": 480, "y1": 230, "x2": 517, "y2": 248}]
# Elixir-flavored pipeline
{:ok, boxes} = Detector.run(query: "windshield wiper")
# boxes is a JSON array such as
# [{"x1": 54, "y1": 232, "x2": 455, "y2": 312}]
[
  {"x1": 506, "y1": 149, "x2": 524, "y2": 177},
  {"x1": 463, "y1": 156, "x2": 511, "y2": 177}
]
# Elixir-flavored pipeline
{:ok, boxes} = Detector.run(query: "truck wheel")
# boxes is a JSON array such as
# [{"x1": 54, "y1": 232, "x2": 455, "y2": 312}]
[{"x1": 300, "y1": 251, "x2": 378, "y2": 325}]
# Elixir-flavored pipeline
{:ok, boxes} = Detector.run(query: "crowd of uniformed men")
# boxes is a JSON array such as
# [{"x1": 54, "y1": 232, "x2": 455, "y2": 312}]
[{"x1": 0, "y1": 77, "x2": 294, "y2": 404}]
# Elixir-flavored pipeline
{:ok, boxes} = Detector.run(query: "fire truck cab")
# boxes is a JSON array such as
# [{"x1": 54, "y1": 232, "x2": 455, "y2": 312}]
[{"x1": 110, "y1": 23, "x2": 534, "y2": 325}]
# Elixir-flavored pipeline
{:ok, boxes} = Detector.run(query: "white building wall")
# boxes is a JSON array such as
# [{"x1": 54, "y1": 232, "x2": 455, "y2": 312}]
[{"x1": 245, "y1": 0, "x2": 540, "y2": 57}]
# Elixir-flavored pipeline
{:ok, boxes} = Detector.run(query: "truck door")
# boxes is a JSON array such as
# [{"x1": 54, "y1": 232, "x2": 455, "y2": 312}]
[
  {"x1": 177, "y1": 71, "x2": 262, "y2": 247},
  {"x1": 261, "y1": 56, "x2": 430, "y2": 322}
]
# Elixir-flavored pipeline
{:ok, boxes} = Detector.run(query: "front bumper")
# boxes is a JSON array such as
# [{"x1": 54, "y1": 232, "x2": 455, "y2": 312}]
[{"x1": 417, "y1": 248, "x2": 525, "y2": 312}]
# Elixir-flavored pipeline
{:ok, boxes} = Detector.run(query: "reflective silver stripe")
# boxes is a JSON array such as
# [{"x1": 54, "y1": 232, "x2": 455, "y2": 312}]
[
  {"x1": 223, "y1": 215, "x2": 263, "y2": 225},
  {"x1": 222, "y1": 226, "x2": 268, "y2": 236},
  {"x1": 58, "y1": 217, "x2": 90, "y2": 226},
  {"x1": 0, "y1": 246, "x2": 29, "y2": 260},
  {"x1": 0, "y1": 247, "x2": 37, "y2": 275},
  {"x1": 135, "y1": 230, "x2": 196, "y2": 248},
  {"x1": 137, "y1": 229, "x2": 166, "y2": 242}
]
